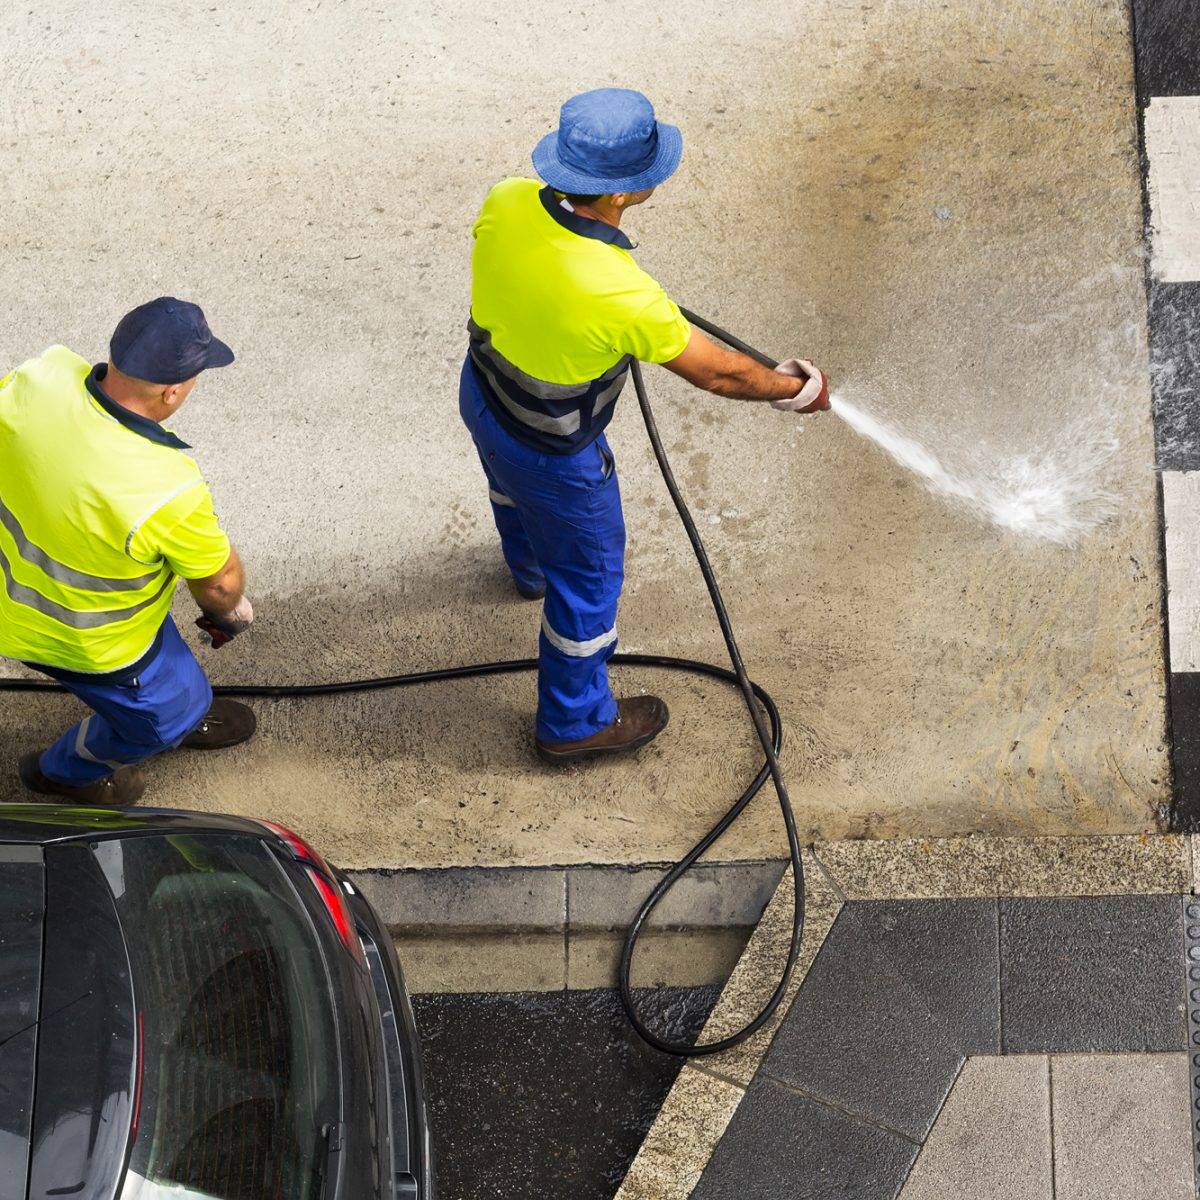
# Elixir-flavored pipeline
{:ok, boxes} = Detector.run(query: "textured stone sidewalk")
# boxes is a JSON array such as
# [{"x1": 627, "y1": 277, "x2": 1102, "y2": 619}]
[{"x1": 615, "y1": 834, "x2": 1197, "y2": 1200}]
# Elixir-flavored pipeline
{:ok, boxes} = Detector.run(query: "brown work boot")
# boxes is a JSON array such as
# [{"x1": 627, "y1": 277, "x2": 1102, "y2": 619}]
[
  {"x1": 18, "y1": 752, "x2": 146, "y2": 806},
  {"x1": 180, "y1": 698, "x2": 257, "y2": 750},
  {"x1": 536, "y1": 695, "x2": 669, "y2": 764}
]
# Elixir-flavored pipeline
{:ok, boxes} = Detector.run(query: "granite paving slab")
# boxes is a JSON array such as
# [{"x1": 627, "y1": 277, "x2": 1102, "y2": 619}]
[
  {"x1": 999, "y1": 895, "x2": 1186, "y2": 1052},
  {"x1": 761, "y1": 899, "x2": 999, "y2": 1142},
  {"x1": 692, "y1": 1077, "x2": 920, "y2": 1200},
  {"x1": 898, "y1": 1056, "x2": 1052, "y2": 1200},
  {"x1": 1051, "y1": 1052, "x2": 1192, "y2": 1200}
]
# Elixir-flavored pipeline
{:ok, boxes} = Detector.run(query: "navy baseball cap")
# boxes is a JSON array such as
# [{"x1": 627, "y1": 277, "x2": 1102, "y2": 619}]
[{"x1": 109, "y1": 297, "x2": 234, "y2": 385}]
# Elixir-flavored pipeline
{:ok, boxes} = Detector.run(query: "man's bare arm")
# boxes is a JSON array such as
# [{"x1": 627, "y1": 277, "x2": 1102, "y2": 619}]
[
  {"x1": 187, "y1": 546, "x2": 246, "y2": 617},
  {"x1": 662, "y1": 327, "x2": 803, "y2": 401}
]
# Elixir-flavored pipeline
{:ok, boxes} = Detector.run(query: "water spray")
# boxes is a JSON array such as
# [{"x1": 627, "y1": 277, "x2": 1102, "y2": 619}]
[{"x1": 683, "y1": 309, "x2": 1119, "y2": 547}]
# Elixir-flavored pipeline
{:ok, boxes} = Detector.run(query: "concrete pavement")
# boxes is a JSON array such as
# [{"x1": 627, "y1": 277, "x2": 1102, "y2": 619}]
[{"x1": 0, "y1": 0, "x2": 1166, "y2": 869}]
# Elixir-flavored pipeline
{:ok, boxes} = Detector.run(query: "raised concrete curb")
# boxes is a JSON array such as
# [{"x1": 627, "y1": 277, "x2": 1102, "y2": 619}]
[
  {"x1": 344, "y1": 858, "x2": 787, "y2": 994},
  {"x1": 346, "y1": 865, "x2": 565, "y2": 931},
  {"x1": 345, "y1": 859, "x2": 788, "y2": 933}
]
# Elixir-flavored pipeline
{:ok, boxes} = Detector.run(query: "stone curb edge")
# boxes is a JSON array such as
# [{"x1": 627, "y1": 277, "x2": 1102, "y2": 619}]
[
  {"x1": 344, "y1": 858, "x2": 789, "y2": 933},
  {"x1": 343, "y1": 832, "x2": 1196, "y2": 935}
]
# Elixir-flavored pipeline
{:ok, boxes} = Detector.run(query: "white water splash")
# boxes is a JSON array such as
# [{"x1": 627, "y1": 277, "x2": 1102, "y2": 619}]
[{"x1": 829, "y1": 394, "x2": 1120, "y2": 546}]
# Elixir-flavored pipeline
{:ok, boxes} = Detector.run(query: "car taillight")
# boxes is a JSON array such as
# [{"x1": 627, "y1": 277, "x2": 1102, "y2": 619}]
[{"x1": 256, "y1": 820, "x2": 365, "y2": 966}]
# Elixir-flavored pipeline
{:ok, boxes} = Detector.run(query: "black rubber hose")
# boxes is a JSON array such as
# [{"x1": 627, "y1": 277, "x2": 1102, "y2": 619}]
[
  {"x1": 618, "y1": 346, "x2": 804, "y2": 1056},
  {"x1": 0, "y1": 312, "x2": 804, "y2": 1058}
]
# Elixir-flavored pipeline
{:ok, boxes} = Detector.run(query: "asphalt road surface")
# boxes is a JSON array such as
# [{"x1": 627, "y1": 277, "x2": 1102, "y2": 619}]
[{"x1": 414, "y1": 986, "x2": 717, "y2": 1200}]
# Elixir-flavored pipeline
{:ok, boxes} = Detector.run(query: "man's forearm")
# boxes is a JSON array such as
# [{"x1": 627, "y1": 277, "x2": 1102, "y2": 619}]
[
  {"x1": 694, "y1": 347, "x2": 802, "y2": 402},
  {"x1": 187, "y1": 547, "x2": 246, "y2": 616}
]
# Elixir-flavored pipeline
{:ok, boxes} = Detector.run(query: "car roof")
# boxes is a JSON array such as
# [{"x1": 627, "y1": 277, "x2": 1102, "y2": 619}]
[{"x1": 0, "y1": 804, "x2": 271, "y2": 844}]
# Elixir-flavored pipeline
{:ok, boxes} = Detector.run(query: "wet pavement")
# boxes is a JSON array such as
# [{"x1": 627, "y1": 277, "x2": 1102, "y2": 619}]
[{"x1": 413, "y1": 986, "x2": 717, "y2": 1200}]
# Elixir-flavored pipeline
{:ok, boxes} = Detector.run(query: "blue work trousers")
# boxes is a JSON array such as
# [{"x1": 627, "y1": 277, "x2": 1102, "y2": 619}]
[
  {"x1": 39, "y1": 617, "x2": 213, "y2": 784},
  {"x1": 459, "y1": 358, "x2": 626, "y2": 743}
]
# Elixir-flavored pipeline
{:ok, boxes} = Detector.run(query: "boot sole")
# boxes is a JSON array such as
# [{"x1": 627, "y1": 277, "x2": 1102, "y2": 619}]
[{"x1": 535, "y1": 713, "x2": 669, "y2": 765}]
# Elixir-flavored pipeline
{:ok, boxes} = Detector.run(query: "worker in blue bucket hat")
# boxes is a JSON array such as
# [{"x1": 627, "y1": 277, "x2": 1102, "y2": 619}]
[{"x1": 462, "y1": 87, "x2": 831, "y2": 763}]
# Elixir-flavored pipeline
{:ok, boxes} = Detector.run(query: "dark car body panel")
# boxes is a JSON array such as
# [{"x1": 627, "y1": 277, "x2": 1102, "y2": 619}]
[
  {"x1": 0, "y1": 804, "x2": 434, "y2": 1200},
  {"x1": 0, "y1": 844, "x2": 43, "y2": 1200},
  {"x1": 0, "y1": 803, "x2": 272, "y2": 844},
  {"x1": 341, "y1": 874, "x2": 435, "y2": 1199},
  {"x1": 28, "y1": 844, "x2": 137, "y2": 1200}
]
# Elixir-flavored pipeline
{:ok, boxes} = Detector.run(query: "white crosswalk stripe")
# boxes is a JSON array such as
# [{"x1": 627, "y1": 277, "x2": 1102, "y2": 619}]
[{"x1": 1145, "y1": 96, "x2": 1200, "y2": 283}]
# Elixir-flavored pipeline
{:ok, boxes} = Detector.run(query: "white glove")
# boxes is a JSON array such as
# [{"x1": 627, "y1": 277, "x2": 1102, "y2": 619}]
[
  {"x1": 196, "y1": 595, "x2": 254, "y2": 648},
  {"x1": 771, "y1": 359, "x2": 829, "y2": 412},
  {"x1": 228, "y1": 595, "x2": 255, "y2": 630}
]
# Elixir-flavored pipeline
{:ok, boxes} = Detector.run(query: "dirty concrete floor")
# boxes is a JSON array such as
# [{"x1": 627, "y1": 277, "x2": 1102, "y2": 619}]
[{"x1": 0, "y1": 0, "x2": 1166, "y2": 868}]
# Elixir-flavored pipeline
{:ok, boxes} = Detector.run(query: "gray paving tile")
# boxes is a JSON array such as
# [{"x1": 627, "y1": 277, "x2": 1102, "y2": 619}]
[
  {"x1": 999, "y1": 896, "x2": 1186, "y2": 1053},
  {"x1": 898, "y1": 1056, "x2": 1052, "y2": 1200},
  {"x1": 692, "y1": 1077, "x2": 920, "y2": 1200},
  {"x1": 761, "y1": 900, "x2": 999, "y2": 1142},
  {"x1": 1051, "y1": 1053, "x2": 1192, "y2": 1200}
]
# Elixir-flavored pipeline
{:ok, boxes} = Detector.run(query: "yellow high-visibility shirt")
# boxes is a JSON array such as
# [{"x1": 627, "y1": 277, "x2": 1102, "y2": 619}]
[
  {"x1": 0, "y1": 346, "x2": 230, "y2": 677},
  {"x1": 468, "y1": 177, "x2": 691, "y2": 453}
]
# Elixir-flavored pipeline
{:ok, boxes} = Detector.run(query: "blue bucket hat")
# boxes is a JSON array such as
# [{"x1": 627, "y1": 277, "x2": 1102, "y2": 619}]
[{"x1": 532, "y1": 88, "x2": 682, "y2": 195}]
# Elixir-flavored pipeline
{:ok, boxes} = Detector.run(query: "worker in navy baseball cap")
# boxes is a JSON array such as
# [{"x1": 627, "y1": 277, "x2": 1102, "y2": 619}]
[{"x1": 2, "y1": 296, "x2": 256, "y2": 806}]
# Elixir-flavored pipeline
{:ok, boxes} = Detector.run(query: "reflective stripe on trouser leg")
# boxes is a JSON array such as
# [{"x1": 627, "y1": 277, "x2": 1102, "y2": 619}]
[
  {"x1": 459, "y1": 357, "x2": 625, "y2": 741},
  {"x1": 525, "y1": 456, "x2": 623, "y2": 743},
  {"x1": 38, "y1": 616, "x2": 213, "y2": 785}
]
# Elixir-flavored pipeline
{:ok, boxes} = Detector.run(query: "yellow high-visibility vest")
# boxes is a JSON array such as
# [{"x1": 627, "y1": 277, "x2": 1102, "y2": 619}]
[
  {"x1": 469, "y1": 178, "x2": 690, "y2": 454},
  {"x1": 0, "y1": 345, "x2": 229, "y2": 676}
]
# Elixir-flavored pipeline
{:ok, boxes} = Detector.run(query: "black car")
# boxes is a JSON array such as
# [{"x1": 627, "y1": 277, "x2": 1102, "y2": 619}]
[{"x1": 0, "y1": 804, "x2": 434, "y2": 1200}]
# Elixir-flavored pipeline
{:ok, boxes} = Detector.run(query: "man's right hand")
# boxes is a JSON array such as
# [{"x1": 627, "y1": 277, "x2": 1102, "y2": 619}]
[
  {"x1": 196, "y1": 595, "x2": 254, "y2": 649},
  {"x1": 771, "y1": 359, "x2": 831, "y2": 413}
]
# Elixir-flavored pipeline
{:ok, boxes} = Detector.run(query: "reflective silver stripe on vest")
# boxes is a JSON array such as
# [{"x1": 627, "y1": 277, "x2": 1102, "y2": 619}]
[
  {"x1": 470, "y1": 354, "x2": 582, "y2": 436},
  {"x1": 468, "y1": 319, "x2": 630, "y2": 400},
  {"x1": 0, "y1": 492, "x2": 162, "y2": 592},
  {"x1": 591, "y1": 370, "x2": 628, "y2": 422},
  {"x1": 540, "y1": 612, "x2": 618, "y2": 658},
  {"x1": 0, "y1": 551, "x2": 175, "y2": 629},
  {"x1": 489, "y1": 488, "x2": 517, "y2": 508}
]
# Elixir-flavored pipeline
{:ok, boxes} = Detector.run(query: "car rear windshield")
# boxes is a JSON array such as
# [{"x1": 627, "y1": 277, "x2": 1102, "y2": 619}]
[{"x1": 94, "y1": 833, "x2": 340, "y2": 1200}]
